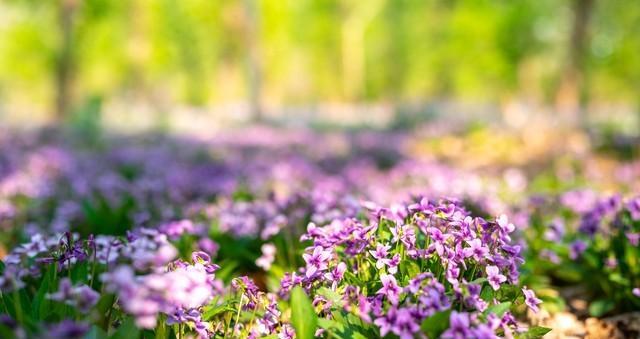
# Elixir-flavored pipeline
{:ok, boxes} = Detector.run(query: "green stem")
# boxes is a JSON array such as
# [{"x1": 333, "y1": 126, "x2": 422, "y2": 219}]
[
  {"x1": 248, "y1": 305, "x2": 258, "y2": 333},
  {"x1": 234, "y1": 293, "x2": 245, "y2": 335},
  {"x1": 12, "y1": 290, "x2": 23, "y2": 324},
  {"x1": 90, "y1": 243, "x2": 98, "y2": 288},
  {"x1": 155, "y1": 315, "x2": 166, "y2": 339}
]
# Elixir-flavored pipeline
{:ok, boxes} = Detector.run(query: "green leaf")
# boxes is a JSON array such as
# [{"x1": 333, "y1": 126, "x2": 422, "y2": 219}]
[
  {"x1": 470, "y1": 277, "x2": 487, "y2": 285},
  {"x1": 84, "y1": 325, "x2": 108, "y2": 339},
  {"x1": 402, "y1": 261, "x2": 421, "y2": 280},
  {"x1": 349, "y1": 332, "x2": 369, "y2": 339},
  {"x1": 317, "y1": 287, "x2": 344, "y2": 308},
  {"x1": 516, "y1": 326, "x2": 552, "y2": 339},
  {"x1": 0, "y1": 324, "x2": 16, "y2": 339},
  {"x1": 109, "y1": 317, "x2": 140, "y2": 339},
  {"x1": 290, "y1": 286, "x2": 318, "y2": 339},
  {"x1": 588, "y1": 299, "x2": 615, "y2": 317},
  {"x1": 480, "y1": 285, "x2": 494, "y2": 301},
  {"x1": 484, "y1": 301, "x2": 512, "y2": 317},
  {"x1": 420, "y1": 310, "x2": 451, "y2": 339},
  {"x1": 202, "y1": 302, "x2": 235, "y2": 320},
  {"x1": 608, "y1": 272, "x2": 630, "y2": 286},
  {"x1": 317, "y1": 318, "x2": 344, "y2": 332},
  {"x1": 32, "y1": 265, "x2": 55, "y2": 319}
]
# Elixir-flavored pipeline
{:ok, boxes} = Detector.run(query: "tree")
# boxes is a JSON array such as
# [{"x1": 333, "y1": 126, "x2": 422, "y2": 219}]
[
  {"x1": 555, "y1": 0, "x2": 596, "y2": 125},
  {"x1": 54, "y1": 0, "x2": 78, "y2": 120}
]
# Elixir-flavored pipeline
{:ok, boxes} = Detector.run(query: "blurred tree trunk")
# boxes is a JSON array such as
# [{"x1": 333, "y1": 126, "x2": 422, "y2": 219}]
[
  {"x1": 243, "y1": 0, "x2": 263, "y2": 123},
  {"x1": 386, "y1": 1, "x2": 406, "y2": 102},
  {"x1": 54, "y1": 0, "x2": 78, "y2": 121},
  {"x1": 341, "y1": 0, "x2": 385, "y2": 101},
  {"x1": 555, "y1": 0, "x2": 595, "y2": 126}
]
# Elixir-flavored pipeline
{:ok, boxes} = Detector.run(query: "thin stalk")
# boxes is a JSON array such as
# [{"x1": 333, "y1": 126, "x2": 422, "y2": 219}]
[
  {"x1": 12, "y1": 290, "x2": 23, "y2": 324},
  {"x1": 234, "y1": 293, "x2": 245, "y2": 334}
]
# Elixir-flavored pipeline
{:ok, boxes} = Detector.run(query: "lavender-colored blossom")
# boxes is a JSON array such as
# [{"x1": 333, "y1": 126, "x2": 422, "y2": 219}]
[
  {"x1": 198, "y1": 238, "x2": 219, "y2": 257},
  {"x1": 256, "y1": 243, "x2": 277, "y2": 271},
  {"x1": 48, "y1": 320, "x2": 89, "y2": 339},
  {"x1": 522, "y1": 286, "x2": 542, "y2": 313},
  {"x1": 472, "y1": 323, "x2": 498, "y2": 339},
  {"x1": 441, "y1": 311, "x2": 472, "y2": 339},
  {"x1": 302, "y1": 246, "x2": 332, "y2": 278},
  {"x1": 463, "y1": 238, "x2": 488, "y2": 260},
  {"x1": 373, "y1": 305, "x2": 397, "y2": 337},
  {"x1": 47, "y1": 278, "x2": 99, "y2": 312},
  {"x1": 102, "y1": 251, "x2": 219, "y2": 329},
  {"x1": 544, "y1": 218, "x2": 565, "y2": 242},
  {"x1": 324, "y1": 262, "x2": 347, "y2": 289},
  {"x1": 626, "y1": 232, "x2": 640, "y2": 246},
  {"x1": 389, "y1": 307, "x2": 420, "y2": 339},
  {"x1": 486, "y1": 265, "x2": 506, "y2": 291},
  {"x1": 628, "y1": 196, "x2": 640, "y2": 220},
  {"x1": 540, "y1": 249, "x2": 561, "y2": 264},
  {"x1": 569, "y1": 240, "x2": 587, "y2": 260},
  {"x1": 376, "y1": 274, "x2": 402, "y2": 305},
  {"x1": 370, "y1": 243, "x2": 391, "y2": 269},
  {"x1": 496, "y1": 214, "x2": 515, "y2": 241},
  {"x1": 427, "y1": 227, "x2": 448, "y2": 256}
]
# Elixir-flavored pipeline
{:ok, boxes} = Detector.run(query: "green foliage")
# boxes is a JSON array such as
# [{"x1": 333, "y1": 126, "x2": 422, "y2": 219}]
[
  {"x1": 290, "y1": 286, "x2": 317, "y2": 339},
  {"x1": 0, "y1": 0, "x2": 639, "y2": 112},
  {"x1": 109, "y1": 317, "x2": 140, "y2": 339},
  {"x1": 420, "y1": 310, "x2": 451, "y2": 339},
  {"x1": 516, "y1": 326, "x2": 552, "y2": 339},
  {"x1": 485, "y1": 301, "x2": 512, "y2": 317}
]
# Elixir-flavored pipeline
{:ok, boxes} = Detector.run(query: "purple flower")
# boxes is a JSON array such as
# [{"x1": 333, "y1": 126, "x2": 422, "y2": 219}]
[
  {"x1": 632, "y1": 288, "x2": 640, "y2": 297},
  {"x1": 544, "y1": 218, "x2": 565, "y2": 242},
  {"x1": 472, "y1": 324, "x2": 498, "y2": 339},
  {"x1": 390, "y1": 223, "x2": 416, "y2": 250},
  {"x1": 628, "y1": 197, "x2": 640, "y2": 221},
  {"x1": 355, "y1": 294, "x2": 372, "y2": 323},
  {"x1": 370, "y1": 244, "x2": 391, "y2": 269},
  {"x1": 73, "y1": 285, "x2": 100, "y2": 312},
  {"x1": 464, "y1": 283, "x2": 488, "y2": 312},
  {"x1": 442, "y1": 311, "x2": 472, "y2": 339},
  {"x1": 191, "y1": 251, "x2": 220, "y2": 274},
  {"x1": 47, "y1": 278, "x2": 99, "y2": 312},
  {"x1": 390, "y1": 307, "x2": 420, "y2": 339},
  {"x1": 522, "y1": 286, "x2": 542, "y2": 313},
  {"x1": 463, "y1": 238, "x2": 488, "y2": 261},
  {"x1": 540, "y1": 249, "x2": 560, "y2": 264},
  {"x1": 160, "y1": 220, "x2": 198, "y2": 239},
  {"x1": 626, "y1": 232, "x2": 640, "y2": 247},
  {"x1": 48, "y1": 320, "x2": 89, "y2": 339},
  {"x1": 302, "y1": 246, "x2": 332, "y2": 278},
  {"x1": 374, "y1": 305, "x2": 397, "y2": 337},
  {"x1": 198, "y1": 238, "x2": 219, "y2": 257},
  {"x1": 569, "y1": 240, "x2": 587, "y2": 260},
  {"x1": 386, "y1": 254, "x2": 400, "y2": 274},
  {"x1": 256, "y1": 243, "x2": 276, "y2": 271},
  {"x1": 376, "y1": 274, "x2": 402, "y2": 305},
  {"x1": 324, "y1": 262, "x2": 347, "y2": 288},
  {"x1": 496, "y1": 214, "x2": 515, "y2": 240},
  {"x1": 427, "y1": 227, "x2": 448, "y2": 256},
  {"x1": 486, "y1": 265, "x2": 506, "y2": 291}
]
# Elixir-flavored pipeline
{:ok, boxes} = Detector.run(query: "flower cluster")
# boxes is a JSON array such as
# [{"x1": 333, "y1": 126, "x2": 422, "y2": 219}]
[
  {"x1": 282, "y1": 198, "x2": 538, "y2": 338},
  {"x1": 6, "y1": 128, "x2": 640, "y2": 338},
  {"x1": 102, "y1": 251, "x2": 220, "y2": 333},
  {"x1": 526, "y1": 192, "x2": 640, "y2": 315},
  {"x1": 47, "y1": 278, "x2": 99, "y2": 312}
]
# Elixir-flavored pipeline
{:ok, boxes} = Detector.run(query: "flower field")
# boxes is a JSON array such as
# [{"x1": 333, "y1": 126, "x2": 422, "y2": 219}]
[{"x1": 0, "y1": 126, "x2": 638, "y2": 339}]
